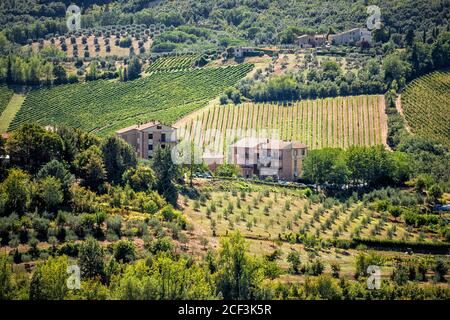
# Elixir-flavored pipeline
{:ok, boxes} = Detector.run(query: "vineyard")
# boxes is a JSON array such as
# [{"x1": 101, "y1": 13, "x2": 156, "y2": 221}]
[
  {"x1": 9, "y1": 64, "x2": 253, "y2": 135},
  {"x1": 401, "y1": 70, "x2": 450, "y2": 148},
  {"x1": 178, "y1": 95, "x2": 387, "y2": 153},
  {"x1": 0, "y1": 85, "x2": 13, "y2": 115},
  {"x1": 147, "y1": 54, "x2": 202, "y2": 72}
]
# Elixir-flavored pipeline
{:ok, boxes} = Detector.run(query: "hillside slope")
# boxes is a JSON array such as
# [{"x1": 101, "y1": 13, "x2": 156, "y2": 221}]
[{"x1": 401, "y1": 70, "x2": 450, "y2": 148}]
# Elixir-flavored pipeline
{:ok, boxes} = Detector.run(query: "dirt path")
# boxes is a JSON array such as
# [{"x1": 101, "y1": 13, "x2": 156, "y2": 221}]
[
  {"x1": 0, "y1": 93, "x2": 26, "y2": 133},
  {"x1": 395, "y1": 94, "x2": 411, "y2": 133}
]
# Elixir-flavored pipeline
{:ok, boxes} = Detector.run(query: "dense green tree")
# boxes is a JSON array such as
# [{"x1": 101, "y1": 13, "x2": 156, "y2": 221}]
[
  {"x1": 0, "y1": 253, "x2": 13, "y2": 300},
  {"x1": 74, "y1": 146, "x2": 107, "y2": 191},
  {"x1": 38, "y1": 176, "x2": 63, "y2": 211},
  {"x1": 215, "y1": 231, "x2": 264, "y2": 299},
  {"x1": 29, "y1": 256, "x2": 69, "y2": 300},
  {"x1": 0, "y1": 169, "x2": 31, "y2": 216},
  {"x1": 151, "y1": 147, "x2": 179, "y2": 206},
  {"x1": 101, "y1": 136, "x2": 137, "y2": 185},
  {"x1": 37, "y1": 160, "x2": 74, "y2": 192},
  {"x1": 79, "y1": 237, "x2": 105, "y2": 281},
  {"x1": 6, "y1": 123, "x2": 64, "y2": 174},
  {"x1": 113, "y1": 240, "x2": 136, "y2": 263},
  {"x1": 122, "y1": 165, "x2": 156, "y2": 192}
]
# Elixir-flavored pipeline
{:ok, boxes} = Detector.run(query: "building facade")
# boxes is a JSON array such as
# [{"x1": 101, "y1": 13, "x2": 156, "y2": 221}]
[
  {"x1": 296, "y1": 34, "x2": 327, "y2": 48},
  {"x1": 230, "y1": 138, "x2": 308, "y2": 181},
  {"x1": 329, "y1": 28, "x2": 372, "y2": 45},
  {"x1": 116, "y1": 121, "x2": 177, "y2": 159}
]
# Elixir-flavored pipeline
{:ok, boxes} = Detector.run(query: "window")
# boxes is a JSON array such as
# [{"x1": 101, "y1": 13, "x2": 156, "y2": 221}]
[
  {"x1": 157, "y1": 125, "x2": 162, "y2": 130},
  {"x1": 161, "y1": 133, "x2": 166, "y2": 142},
  {"x1": 148, "y1": 133, "x2": 153, "y2": 140},
  {"x1": 149, "y1": 145, "x2": 153, "y2": 151}
]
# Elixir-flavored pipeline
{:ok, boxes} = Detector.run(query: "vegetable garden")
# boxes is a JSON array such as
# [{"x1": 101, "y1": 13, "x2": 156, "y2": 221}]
[
  {"x1": 9, "y1": 64, "x2": 253, "y2": 135},
  {"x1": 179, "y1": 95, "x2": 387, "y2": 153},
  {"x1": 401, "y1": 70, "x2": 450, "y2": 148}
]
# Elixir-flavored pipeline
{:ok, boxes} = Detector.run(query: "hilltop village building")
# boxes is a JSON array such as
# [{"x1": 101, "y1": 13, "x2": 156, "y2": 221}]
[
  {"x1": 230, "y1": 138, "x2": 308, "y2": 181},
  {"x1": 116, "y1": 121, "x2": 177, "y2": 159},
  {"x1": 329, "y1": 28, "x2": 372, "y2": 45},
  {"x1": 296, "y1": 28, "x2": 372, "y2": 48}
]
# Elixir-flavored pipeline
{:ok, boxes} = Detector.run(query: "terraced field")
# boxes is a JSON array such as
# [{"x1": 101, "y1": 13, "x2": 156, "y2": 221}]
[
  {"x1": 401, "y1": 70, "x2": 450, "y2": 148},
  {"x1": 147, "y1": 54, "x2": 202, "y2": 72},
  {"x1": 178, "y1": 95, "x2": 387, "y2": 153},
  {"x1": 0, "y1": 85, "x2": 13, "y2": 115},
  {"x1": 9, "y1": 64, "x2": 253, "y2": 135}
]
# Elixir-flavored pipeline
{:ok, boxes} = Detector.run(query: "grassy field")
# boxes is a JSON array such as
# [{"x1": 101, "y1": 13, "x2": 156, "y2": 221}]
[
  {"x1": 178, "y1": 95, "x2": 387, "y2": 153},
  {"x1": 9, "y1": 64, "x2": 253, "y2": 135},
  {"x1": 0, "y1": 85, "x2": 13, "y2": 115},
  {"x1": 401, "y1": 70, "x2": 450, "y2": 148},
  {"x1": 0, "y1": 93, "x2": 26, "y2": 133}
]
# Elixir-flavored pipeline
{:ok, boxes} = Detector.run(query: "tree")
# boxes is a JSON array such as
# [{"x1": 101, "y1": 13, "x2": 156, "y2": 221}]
[
  {"x1": 405, "y1": 29, "x2": 415, "y2": 47},
  {"x1": 302, "y1": 148, "x2": 348, "y2": 186},
  {"x1": 122, "y1": 165, "x2": 155, "y2": 191},
  {"x1": 0, "y1": 253, "x2": 13, "y2": 300},
  {"x1": 37, "y1": 160, "x2": 74, "y2": 192},
  {"x1": 382, "y1": 53, "x2": 411, "y2": 88},
  {"x1": 113, "y1": 240, "x2": 136, "y2": 263},
  {"x1": 287, "y1": 251, "x2": 301, "y2": 274},
  {"x1": 79, "y1": 237, "x2": 105, "y2": 281},
  {"x1": 39, "y1": 176, "x2": 63, "y2": 211},
  {"x1": 29, "y1": 256, "x2": 69, "y2": 300},
  {"x1": 0, "y1": 169, "x2": 31, "y2": 216},
  {"x1": 215, "y1": 164, "x2": 240, "y2": 178},
  {"x1": 74, "y1": 146, "x2": 107, "y2": 191},
  {"x1": 152, "y1": 147, "x2": 179, "y2": 206},
  {"x1": 127, "y1": 56, "x2": 142, "y2": 80},
  {"x1": 101, "y1": 136, "x2": 137, "y2": 185},
  {"x1": 433, "y1": 259, "x2": 448, "y2": 282},
  {"x1": 215, "y1": 231, "x2": 264, "y2": 299},
  {"x1": 6, "y1": 123, "x2": 64, "y2": 174}
]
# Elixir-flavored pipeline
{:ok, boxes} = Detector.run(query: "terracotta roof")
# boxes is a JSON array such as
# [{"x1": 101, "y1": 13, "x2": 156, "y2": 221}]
[
  {"x1": 231, "y1": 137, "x2": 268, "y2": 148},
  {"x1": 231, "y1": 138, "x2": 308, "y2": 150},
  {"x1": 261, "y1": 139, "x2": 291, "y2": 150},
  {"x1": 116, "y1": 121, "x2": 176, "y2": 134}
]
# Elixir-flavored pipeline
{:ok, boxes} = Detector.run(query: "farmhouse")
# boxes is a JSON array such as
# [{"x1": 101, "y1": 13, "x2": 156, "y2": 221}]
[
  {"x1": 233, "y1": 46, "x2": 259, "y2": 58},
  {"x1": 116, "y1": 121, "x2": 177, "y2": 159},
  {"x1": 329, "y1": 28, "x2": 372, "y2": 45},
  {"x1": 296, "y1": 34, "x2": 327, "y2": 48},
  {"x1": 230, "y1": 138, "x2": 308, "y2": 181}
]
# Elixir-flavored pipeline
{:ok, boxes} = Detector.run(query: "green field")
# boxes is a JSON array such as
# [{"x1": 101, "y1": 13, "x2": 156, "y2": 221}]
[
  {"x1": 0, "y1": 85, "x2": 13, "y2": 115},
  {"x1": 147, "y1": 54, "x2": 202, "y2": 72},
  {"x1": 9, "y1": 65, "x2": 253, "y2": 135},
  {"x1": 401, "y1": 70, "x2": 450, "y2": 148}
]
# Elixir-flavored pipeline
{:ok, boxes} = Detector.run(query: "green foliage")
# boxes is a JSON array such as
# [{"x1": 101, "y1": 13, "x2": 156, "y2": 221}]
[
  {"x1": 29, "y1": 255, "x2": 69, "y2": 300},
  {"x1": 6, "y1": 123, "x2": 64, "y2": 174},
  {"x1": 79, "y1": 237, "x2": 105, "y2": 280},
  {"x1": 10, "y1": 65, "x2": 253, "y2": 136},
  {"x1": 152, "y1": 147, "x2": 179, "y2": 206},
  {"x1": 215, "y1": 164, "x2": 240, "y2": 178},
  {"x1": 215, "y1": 231, "x2": 264, "y2": 299},
  {"x1": 113, "y1": 240, "x2": 136, "y2": 263},
  {"x1": 101, "y1": 136, "x2": 137, "y2": 185},
  {"x1": 74, "y1": 146, "x2": 106, "y2": 191}
]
